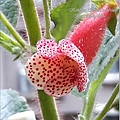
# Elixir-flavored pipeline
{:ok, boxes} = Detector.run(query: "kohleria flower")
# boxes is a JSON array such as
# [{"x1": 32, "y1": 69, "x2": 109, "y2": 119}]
[
  {"x1": 25, "y1": 4, "x2": 114, "y2": 97},
  {"x1": 25, "y1": 39, "x2": 88, "y2": 97}
]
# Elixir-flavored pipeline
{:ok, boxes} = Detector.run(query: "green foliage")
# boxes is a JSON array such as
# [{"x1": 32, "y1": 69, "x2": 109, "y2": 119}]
[
  {"x1": 0, "y1": 0, "x2": 19, "y2": 34},
  {"x1": 0, "y1": 0, "x2": 26, "y2": 60},
  {"x1": 114, "y1": 98, "x2": 119, "y2": 111},
  {"x1": 0, "y1": 31, "x2": 23, "y2": 60},
  {"x1": 0, "y1": 89, "x2": 30, "y2": 120},
  {"x1": 51, "y1": 0, "x2": 86, "y2": 42},
  {"x1": 95, "y1": 84, "x2": 119, "y2": 120},
  {"x1": 108, "y1": 13, "x2": 117, "y2": 35},
  {"x1": 107, "y1": 0, "x2": 117, "y2": 6},
  {"x1": 91, "y1": 0, "x2": 117, "y2": 8},
  {"x1": 82, "y1": 51, "x2": 119, "y2": 119},
  {"x1": 91, "y1": 0, "x2": 106, "y2": 8},
  {"x1": 0, "y1": 0, "x2": 119, "y2": 120}
]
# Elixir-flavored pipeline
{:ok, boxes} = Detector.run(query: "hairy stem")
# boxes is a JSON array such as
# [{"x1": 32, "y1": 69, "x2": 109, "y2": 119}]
[
  {"x1": 0, "y1": 12, "x2": 25, "y2": 47},
  {"x1": 19, "y1": 0, "x2": 42, "y2": 46},
  {"x1": 80, "y1": 99, "x2": 87, "y2": 120},
  {"x1": 43, "y1": 0, "x2": 51, "y2": 38},
  {"x1": 79, "y1": 50, "x2": 119, "y2": 120},
  {"x1": 38, "y1": 90, "x2": 59, "y2": 120},
  {"x1": 95, "y1": 84, "x2": 119, "y2": 120},
  {"x1": 48, "y1": 0, "x2": 52, "y2": 9},
  {"x1": 19, "y1": 1, "x2": 59, "y2": 120}
]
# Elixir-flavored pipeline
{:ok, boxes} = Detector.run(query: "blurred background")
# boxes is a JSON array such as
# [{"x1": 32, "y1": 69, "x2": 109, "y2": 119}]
[{"x1": 0, "y1": 0, "x2": 119, "y2": 120}]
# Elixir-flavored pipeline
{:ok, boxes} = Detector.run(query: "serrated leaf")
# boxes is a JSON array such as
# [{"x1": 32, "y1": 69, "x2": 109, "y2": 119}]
[
  {"x1": 107, "y1": 13, "x2": 117, "y2": 35},
  {"x1": 82, "y1": 50, "x2": 119, "y2": 119},
  {"x1": 51, "y1": 0, "x2": 86, "y2": 42},
  {"x1": 88, "y1": 27, "x2": 119, "y2": 82},
  {"x1": 0, "y1": 0, "x2": 19, "y2": 34},
  {"x1": 71, "y1": 25, "x2": 119, "y2": 98}
]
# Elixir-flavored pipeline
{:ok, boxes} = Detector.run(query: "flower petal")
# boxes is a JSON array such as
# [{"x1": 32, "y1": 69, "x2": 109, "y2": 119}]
[
  {"x1": 44, "y1": 54, "x2": 77, "y2": 97},
  {"x1": 70, "y1": 5, "x2": 112, "y2": 66},
  {"x1": 76, "y1": 61, "x2": 88, "y2": 92},
  {"x1": 36, "y1": 39, "x2": 57, "y2": 57},
  {"x1": 25, "y1": 39, "x2": 58, "y2": 90},
  {"x1": 25, "y1": 52, "x2": 50, "y2": 89},
  {"x1": 25, "y1": 39, "x2": 88, "y2": 96},
  {"x1": 58, "y1": 40, "x2": 89, "y2": 92}
]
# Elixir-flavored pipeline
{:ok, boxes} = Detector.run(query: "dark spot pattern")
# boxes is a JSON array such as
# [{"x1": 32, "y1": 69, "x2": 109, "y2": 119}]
[{"x1": 25, "y1": 39, "x2": 88, "y2": 97}]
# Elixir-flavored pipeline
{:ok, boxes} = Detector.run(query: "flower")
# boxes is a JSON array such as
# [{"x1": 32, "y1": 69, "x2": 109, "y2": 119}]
[
  {"x1": 25, "y1": 4, "x2": 115, "y2": 97},
  {"x1": 25, "y1": 39, "x2": 88, "y2": 97},
  {"x1": 70, "y1": 4, "x2": 113, "y2": 66}
]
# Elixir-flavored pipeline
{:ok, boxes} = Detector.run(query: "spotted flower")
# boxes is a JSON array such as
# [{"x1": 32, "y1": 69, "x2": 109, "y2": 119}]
[
  {"x1": 25, "y1": 4, "x2": 113, "y2": 97},
  {"x1": 25, "y1": 39, "x2": 88, "y2": 97}
]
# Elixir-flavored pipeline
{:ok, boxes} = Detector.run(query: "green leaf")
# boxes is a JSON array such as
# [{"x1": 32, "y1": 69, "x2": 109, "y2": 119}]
[
  {"x1": 88, "y1": 28, "x2": 119, "y2": 82},
  {"x1": 0, "y1": 89, "x2": 30, "y2": 119},
  {"x1": 107, "y1": 0, "x2": 117, "y2": 6},
  {"x1": 113, "y1": 98, "x2": 119, "y2": 111},
  {"x1": 13, "y1": 54, "x2": 22, "y2": 61},
  {"x1": 0, "y1": 31, "x2": 23, "y2": 60},
  {"x1": 0, "y1": 40, "x2": 22, "y2": 55},
  {"x1": 83, "y1": 51, "x2": 119, "y2": 119},
  {"x1": 0, "y1": 40, "x2": 13, "y2": 52},
  {"x1": 0, "y1": 0, "x2": 19, "y2": 34},
  {"x1": 107, "y1": 13, "x2": 117, "y2": 35},
  {"x1": 51, "y1": 0, "x2": 86, "y2": 42},
  {"x1": 0, "y1": 31, "x2": 22, "y2": 48},
  {"x1": 0, "y1": 30, "x2": 22, "y2": 54},
  {"x1": 91, "y1": 0, "x2": 117, "y2": 8},
  {"x1": 91, "y1": 0, "x2": 106, "y2": 8},
  {"x1": 71, "y1": 25, "x2": 119, "y2": 98}
]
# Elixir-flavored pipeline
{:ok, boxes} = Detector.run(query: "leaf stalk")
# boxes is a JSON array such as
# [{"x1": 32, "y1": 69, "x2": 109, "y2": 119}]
[{"x1": 0, "y1": 12, "x2": 26, "y2": 47}]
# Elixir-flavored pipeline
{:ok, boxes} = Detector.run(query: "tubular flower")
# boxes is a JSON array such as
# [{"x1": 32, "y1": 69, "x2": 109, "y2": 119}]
[
  {"x1": 25, "y1": 39, "x2": 88, "y2": 97},
  {"x1": 70, "y1": 4, "x2": 113, "y2": 66}
]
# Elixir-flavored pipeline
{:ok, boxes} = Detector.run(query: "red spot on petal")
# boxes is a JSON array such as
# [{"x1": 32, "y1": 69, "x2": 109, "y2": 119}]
[
  {"x1": 36, "y1": 79, "x2": 39, "y2": 82},
  {"x1": 33, "y1": 63, "x2": 36, "y2": 65},
  {"x1": 36, "y1": 68, "x2": 39, "y2": 71}
]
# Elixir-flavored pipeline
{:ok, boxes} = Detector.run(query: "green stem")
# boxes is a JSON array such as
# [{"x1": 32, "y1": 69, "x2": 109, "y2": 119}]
[
  {"x1": 19, "y1": 1, "x2": 59, "y2": 120},
  {"x1": 109, "y1": 97, "x2": 119, "y2": 110},
  {"x1": 0, "y1": 12, "x2": 26, "y2": 47},
  {"x1": 0, "y1": 31, "x2": 22, "y2": 48},
  {"x1": 79, "y1": 50, "x2": 119, "y2": 120},
  {"x1": 38, "y1": 90, "x2": 59, "y2": 120},
  {"x1": 43, "y1": 0, "x2": 51, "y2": 38},
  {"x1": 80, "y1": 99, "x2": 87, "y2": 120},
  {"x1": 95, "y1": 84, "x2": 119, "y2": 120},
  {"x1": 19, "y1": 0, "x2": 42, "y2": 46}
]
